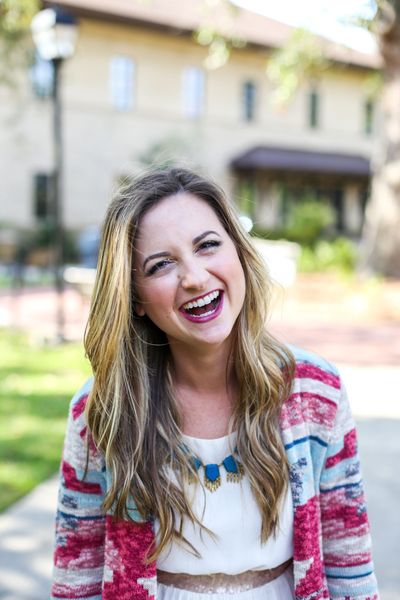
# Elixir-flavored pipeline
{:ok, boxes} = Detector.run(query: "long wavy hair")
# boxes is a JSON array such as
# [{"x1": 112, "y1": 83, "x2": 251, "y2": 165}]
[{"x1": 84, "y1": 167, "x2": 295, "y2": 562}]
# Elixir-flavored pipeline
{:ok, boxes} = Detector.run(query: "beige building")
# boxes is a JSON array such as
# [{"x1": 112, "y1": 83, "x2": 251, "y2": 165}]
[{"x1": 0, "y1": 0, "x2": 380, "y2": 237}]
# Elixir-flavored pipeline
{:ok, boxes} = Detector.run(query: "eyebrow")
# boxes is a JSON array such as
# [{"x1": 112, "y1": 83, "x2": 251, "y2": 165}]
[{"x1": 142, "y1": 230, "x2": 221, "y2": 270}]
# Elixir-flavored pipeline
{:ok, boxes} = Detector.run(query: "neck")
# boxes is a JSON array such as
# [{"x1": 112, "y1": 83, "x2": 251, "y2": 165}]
[
  {"x1": 169, "y1": 341, "x2": 234, "y2": 394},
  {"x1": 169, "y1": 341, "x2": 238, "y2": 438}
]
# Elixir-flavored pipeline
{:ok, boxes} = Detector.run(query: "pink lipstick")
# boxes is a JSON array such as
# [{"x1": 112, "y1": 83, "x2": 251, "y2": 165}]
[{"x1": 179, "y1": 290, "x2": 224, "y2": 323}]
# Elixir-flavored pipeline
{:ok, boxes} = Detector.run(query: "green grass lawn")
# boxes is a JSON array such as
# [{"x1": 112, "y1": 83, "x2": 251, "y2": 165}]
[{"x1": 0, "y1": 329, "x2": 92, "y2": 512}]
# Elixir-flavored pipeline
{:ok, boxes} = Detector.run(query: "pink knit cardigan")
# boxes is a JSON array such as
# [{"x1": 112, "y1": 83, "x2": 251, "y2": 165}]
[{"x1": 51, "y1": 347, "x2": 379, "y2": 599}]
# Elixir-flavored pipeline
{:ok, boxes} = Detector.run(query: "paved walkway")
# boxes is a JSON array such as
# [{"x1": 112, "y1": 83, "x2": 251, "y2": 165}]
[
  {"x1": 0, "y1": 478, "x2": 58, "y2": 600},
  {"x1": 0, "y1": 280, "x2": 399, "y2": 599}
]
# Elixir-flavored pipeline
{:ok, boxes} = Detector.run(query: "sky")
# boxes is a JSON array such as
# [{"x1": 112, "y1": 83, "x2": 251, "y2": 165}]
[{"x1": 233, "y1": 0, "x2": 378, "y2": 54}]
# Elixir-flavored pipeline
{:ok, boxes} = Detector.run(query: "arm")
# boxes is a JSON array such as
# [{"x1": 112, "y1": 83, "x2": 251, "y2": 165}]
[
  {"x1": 320, "y1": 378, "x2": 379, "y2": 600},
  {"x1": 51, "y1": 379, "x2": 106, "y2": 600}
]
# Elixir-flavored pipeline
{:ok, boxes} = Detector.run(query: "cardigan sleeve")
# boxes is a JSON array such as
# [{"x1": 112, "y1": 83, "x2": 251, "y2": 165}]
[
  {"x1": 51, "y1": 379, "x2": 106, "y2": 600},
  {"x1": 319, "y1": 377, "x2": 379, "y2": 600}
]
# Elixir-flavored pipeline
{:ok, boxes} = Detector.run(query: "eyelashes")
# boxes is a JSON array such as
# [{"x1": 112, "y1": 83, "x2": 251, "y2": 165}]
[
  {"x1": 198, "y1": 239, "x2": 221, "y2": 251},
  {"x1": 147, "y1": 259, "x2": 173, "y2": 276},
  {"x1": 145, "y1": 239, "x2": 222, "y2": 276}
]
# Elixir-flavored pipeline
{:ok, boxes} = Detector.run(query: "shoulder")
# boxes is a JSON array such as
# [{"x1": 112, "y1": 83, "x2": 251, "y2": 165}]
[
  {"x1": 63, "y1": 377, "x2": 104, "y2": 467},
  {"x1": 288, "y1": 344, "x2": 341, "y2": 392},
  {"x1": 281, "y1": 346, "x2": 346, "y2": 446},
  {"x1": 288, "y1": 344, "x2": 339, "y2": 375},
  {"x1": 282, "y1": 345, "x2": 344, "y2": 430},
  {"x1": 68, "y1": 377, "x2": 94, "y2": 430}
]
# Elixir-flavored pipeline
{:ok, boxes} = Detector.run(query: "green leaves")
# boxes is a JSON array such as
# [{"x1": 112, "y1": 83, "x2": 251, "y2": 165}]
[
  {"x1": 0, "y1": 0, "x2": 40, "y2": 85},
  {"x1": 284, "y1": 197, "x2": 335, "y2": 248},
  {"x1": 266, "y1": 28, "x2": 330, "y2": 106},
  {"x1": 0, "y1": 0, "x2": 39, "y2": 35},
  {"x1": 194, "y1": 0, "x2": 245, "y2": 70}
]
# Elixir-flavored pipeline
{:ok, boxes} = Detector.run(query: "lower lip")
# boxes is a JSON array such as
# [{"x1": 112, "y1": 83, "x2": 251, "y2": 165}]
[{"x1": 179, "y1": 292, "x2": 224, "y2": 323}]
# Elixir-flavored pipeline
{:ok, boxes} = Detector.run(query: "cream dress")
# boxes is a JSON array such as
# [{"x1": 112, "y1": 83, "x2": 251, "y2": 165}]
[{"x1": 154, "y1": 432, "x2": 295, "y2": 599}]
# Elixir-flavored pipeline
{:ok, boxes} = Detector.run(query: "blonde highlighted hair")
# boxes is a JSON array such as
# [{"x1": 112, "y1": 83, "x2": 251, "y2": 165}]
[{"x1": 84, "y1": 167, "x2": 295, "y2": 561}]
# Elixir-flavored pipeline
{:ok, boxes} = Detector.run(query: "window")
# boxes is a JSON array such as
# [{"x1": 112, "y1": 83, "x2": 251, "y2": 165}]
[
  {"x1": 364, "y1": 99, "x2": 374, "y2": 135},
  {"x1": 33, "y1": 173, "x2": 53, "y2": 220},
  {"x1": 29, "y1": 53, "x2": 54, "y2": 99},
  {"x1": 331, "y1": 188, "x2": 344, "y2": 232},
  {"x1": 182, "y1": 67, "x2": 205, "y2": 118},
  {"x1": 109, "y1": 56, "x2": 135, "y2": 111},
  {"x1": 242, "y1": 81, "x2": 257, "y2": 122},
  {"x1": 308, "y1": 87, "x2": 319, "y2": 129}
]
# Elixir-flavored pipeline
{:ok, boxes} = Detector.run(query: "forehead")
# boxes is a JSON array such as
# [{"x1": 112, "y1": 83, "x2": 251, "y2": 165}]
[{"x1": 137, "y1": 193, "x2": 223, "y2": 242}]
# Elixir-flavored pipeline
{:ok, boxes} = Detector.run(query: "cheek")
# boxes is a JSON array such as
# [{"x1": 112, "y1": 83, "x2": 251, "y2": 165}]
[
  {"x1": 234, "y1": 257, "x2": 245, "y2": 280},
  {"x1": 236, "y1": 267, "x2": 246, "y2": 307},
  {"x1": 230, "y1": 256, "x2": 246, "y2": 307},
  {"x1": 138, "y1": 280, "x2": 175, "y2": 319},
  {"x1": 215, "y1": 250, "x2": 246, "y2": 308},
  {"x1": 225, "y1": 250, "x2": 246, "y2": 285}
]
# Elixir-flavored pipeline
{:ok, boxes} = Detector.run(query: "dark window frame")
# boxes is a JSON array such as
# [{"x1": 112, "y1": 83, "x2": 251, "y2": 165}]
[
  {"x1": 308, "y1": 87, "x2": 319, "y2": 129},
  {"x1": 364, "y1": 99, "x2": 374, "y2": 135},
  {"x1": 33, "y1": 173, "x2": 54, "y2": 221},
  {"x1": 242, "y1": 80, "x2": 257, "y2": 122}
]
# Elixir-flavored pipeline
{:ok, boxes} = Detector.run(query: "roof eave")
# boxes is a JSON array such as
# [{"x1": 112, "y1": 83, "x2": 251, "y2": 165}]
[{"x1": 42, "y1": 0, "x2": 381, "y2": 70}]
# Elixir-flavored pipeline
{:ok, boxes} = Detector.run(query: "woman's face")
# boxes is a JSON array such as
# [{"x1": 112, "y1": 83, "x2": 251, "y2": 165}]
[{"x1": 133, "y1": 192, "x2": 246, "y2": 352}]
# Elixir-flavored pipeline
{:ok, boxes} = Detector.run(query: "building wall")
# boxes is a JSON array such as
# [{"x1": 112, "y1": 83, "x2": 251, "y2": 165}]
[
  {"x1": 0, "y1": 82, "x2": 53, "y2": 227},
  {"x1": 0, "y1": 17, "x2": 378, "y2": 230}
]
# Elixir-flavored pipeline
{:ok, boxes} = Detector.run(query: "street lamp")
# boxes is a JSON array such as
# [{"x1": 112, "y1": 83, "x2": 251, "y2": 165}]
[{"x1": 31, "y1": 7, "x2": 78, "y2": 341}]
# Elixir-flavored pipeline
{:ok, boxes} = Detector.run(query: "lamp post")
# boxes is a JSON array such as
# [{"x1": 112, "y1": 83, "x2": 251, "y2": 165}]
[{"x1": 31, "y1": 7, "x2": 78, "y2": 341}]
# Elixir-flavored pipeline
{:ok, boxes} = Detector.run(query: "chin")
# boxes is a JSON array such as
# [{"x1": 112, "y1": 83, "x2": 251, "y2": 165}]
[{"x1": 193, "y1": 325, "x2": 235, "y2": 347}]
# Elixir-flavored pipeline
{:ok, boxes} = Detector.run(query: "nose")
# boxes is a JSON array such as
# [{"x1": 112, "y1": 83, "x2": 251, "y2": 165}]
[{"x1": 179, "y1": 258, "x2": 210, "y2": 290}]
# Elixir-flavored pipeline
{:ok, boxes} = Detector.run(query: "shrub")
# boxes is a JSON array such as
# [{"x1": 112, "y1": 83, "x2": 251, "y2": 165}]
[
  {"x1": 284, "y1": 197, "x2": 335, "y2": 247},
  {"x1": 252, "y1": 196, "x2": 335, "y2": 248},
  {"x1": 299, "y1": 237, "x2": 358, "y2": 273}
]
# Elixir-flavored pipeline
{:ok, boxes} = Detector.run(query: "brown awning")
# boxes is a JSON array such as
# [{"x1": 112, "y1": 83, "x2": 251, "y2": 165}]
[{"x1": 231, "y1": 146, "x2": 371, "y2": 177}]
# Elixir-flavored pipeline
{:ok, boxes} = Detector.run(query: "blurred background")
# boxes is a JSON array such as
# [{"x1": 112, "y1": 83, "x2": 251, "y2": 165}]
[{"x1": 0, "y1": 0, "x2": 399, "y2": 598}]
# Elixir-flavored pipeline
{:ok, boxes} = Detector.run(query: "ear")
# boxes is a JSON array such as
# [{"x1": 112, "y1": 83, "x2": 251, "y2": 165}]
[{"x1": 134, "y1": 303, "x2": 146, "y2": 317}]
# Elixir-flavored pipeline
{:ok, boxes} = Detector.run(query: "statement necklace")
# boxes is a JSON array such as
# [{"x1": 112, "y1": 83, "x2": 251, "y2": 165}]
[{"x1": 183, "y1": 444, "x2": 244, "y2": 492}]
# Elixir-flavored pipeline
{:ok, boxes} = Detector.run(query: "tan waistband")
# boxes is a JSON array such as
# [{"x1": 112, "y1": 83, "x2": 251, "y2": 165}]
[{"x1": 157, "y1": 558, "x2": 293, "y2": 593}]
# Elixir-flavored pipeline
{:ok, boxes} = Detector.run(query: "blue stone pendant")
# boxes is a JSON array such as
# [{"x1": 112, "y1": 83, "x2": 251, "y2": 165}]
[
  {"x1": 204, "y1": 463, "x2": 221, "y2": 492},
  {"x1": 222, "y1": 455, "x2": 244, "y2": 483},
  {"x1": 182, "y1": 442, "x2": 244, "y2": 490}
]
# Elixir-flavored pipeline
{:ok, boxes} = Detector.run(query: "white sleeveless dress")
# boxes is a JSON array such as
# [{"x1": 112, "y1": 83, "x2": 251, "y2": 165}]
[{"x1": 154, "y1": 432, "x2": 295, "y2": 599}]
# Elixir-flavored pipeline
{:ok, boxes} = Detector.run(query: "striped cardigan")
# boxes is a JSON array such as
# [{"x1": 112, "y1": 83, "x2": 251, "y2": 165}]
[{"x1": 51, "y1": 346, "x2": 379, "y2": 600}]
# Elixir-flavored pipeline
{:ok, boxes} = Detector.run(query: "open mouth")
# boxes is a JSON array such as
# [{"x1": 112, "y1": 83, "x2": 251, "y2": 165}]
[{"x1": 180, "y1": 290, "x2": 223, "y2": 319}]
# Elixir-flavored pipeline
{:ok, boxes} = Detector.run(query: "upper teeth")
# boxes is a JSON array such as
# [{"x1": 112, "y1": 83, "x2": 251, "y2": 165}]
[{"x1": 183, "y1": 290, "x2": 220, "y2": 310}]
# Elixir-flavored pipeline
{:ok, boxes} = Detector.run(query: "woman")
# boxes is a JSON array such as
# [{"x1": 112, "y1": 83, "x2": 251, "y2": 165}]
[{"x1": 51, "y1": 168, "x2": 378, "y2": 600}]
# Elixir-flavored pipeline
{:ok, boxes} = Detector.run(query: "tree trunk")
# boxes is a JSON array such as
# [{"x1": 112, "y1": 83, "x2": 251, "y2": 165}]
[{"x1": 361, "y1": 0, "x2": 400, "y2": 277}]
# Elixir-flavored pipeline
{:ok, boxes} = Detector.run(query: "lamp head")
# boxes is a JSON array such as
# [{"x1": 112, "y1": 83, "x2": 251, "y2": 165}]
[{"x1": 31, "y1": 7, "x2": 78, "y2": 61}]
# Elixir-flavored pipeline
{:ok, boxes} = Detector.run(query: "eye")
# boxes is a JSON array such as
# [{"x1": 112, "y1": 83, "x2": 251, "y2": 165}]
[
  {"x1": 146, "y1": 259, "x2": 174, "y2": 276},
  {"x1": 197, "y1": 239, "x2": 222, "y2": 252}
]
